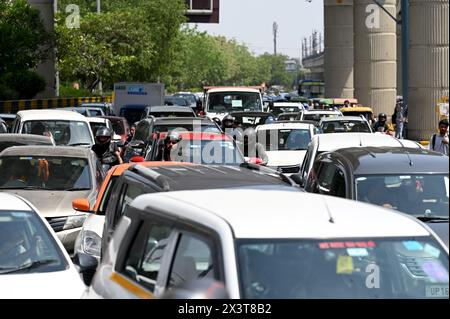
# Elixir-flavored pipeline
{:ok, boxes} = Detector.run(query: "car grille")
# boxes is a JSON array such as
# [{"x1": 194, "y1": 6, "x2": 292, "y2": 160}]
[
  {"x1": 278, "y1": 165, "x2": 300, "y2": 174},
  {"x1": 45, "y1": 216, "x2": 68, "y2": 232}
]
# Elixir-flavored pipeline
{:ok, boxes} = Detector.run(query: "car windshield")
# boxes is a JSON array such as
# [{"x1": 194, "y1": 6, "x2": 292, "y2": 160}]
[
  {"x1": 208, "y1": 92, "x2": 262, "y2": 112},
  {"x1": 174, "y1": 94, "x2": 197, "y2": 104},
  {"x1": 171, "y1": 139, "x2": 244, "y2": 165},
  {"x1": 238, "y1": 237, "x2": 449, "y2": 299},
  {"x1": 120, "y1": 106, "x2": 146, "y2": 125},
  {"x1": 355, "y1": 175, "x2": 449, "y2": 218},
  {"x1": 0, "y1": 210, "x2": 68, "y2": 274},
  {"x1": 304, "y1": 113, "x2": 339, "y2": 122},
  {"x1": 272, "y1": 107, "x2": 300, "y2": 116},
  {"x1": 322, "y1": 120, "x2": 371, "y2": 133},
  {"x1": 22, "y1": 120, "x2": 93, "y2": 146},
  {"x1": 261, "y1": 129, "x2": 311, "y2": 151},
  {"x1": 0, "y1": 156, "x2": 91, "y2": 191},
  {"x1": 165, "y1": 98, "x2": 189, "y2": 106},
  {"x1": 153, "y1": 124, "x2": 221, "y2": 134}
]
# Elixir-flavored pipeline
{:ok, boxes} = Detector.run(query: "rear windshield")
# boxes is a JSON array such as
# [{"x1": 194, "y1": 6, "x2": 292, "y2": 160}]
[
  {"x1": 322, "y1": 120, "x2": 371, "y2": 133},
  {"x1": 238, "y1": 237, "x2": 449, "y2": 299},
  {"x1": 260, "y1": 129, "x2": 311, "y2": 151},
  {"x1": 149, "y1": 112, "x2": 194, "y2": 118},
  {"x1": 153, "y1": 124, "x2": 220, "y2": 134}
]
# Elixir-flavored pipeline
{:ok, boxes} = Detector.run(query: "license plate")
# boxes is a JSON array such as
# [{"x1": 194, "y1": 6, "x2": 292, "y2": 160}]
[{"x1": 426, "y1": 285, "x2": 449, "y2": 298}]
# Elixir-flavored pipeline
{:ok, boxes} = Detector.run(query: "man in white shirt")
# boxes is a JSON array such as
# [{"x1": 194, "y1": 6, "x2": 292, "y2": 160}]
[{"x1": 429, "y1": 119, "x2": 449, "y2": 156}]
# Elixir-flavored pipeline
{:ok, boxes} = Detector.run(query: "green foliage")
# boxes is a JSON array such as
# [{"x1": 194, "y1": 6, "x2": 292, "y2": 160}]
[
  {"x1": 56, "y1": 0, "x2": 295, "y2": 92},
  {"x1": 0, "y1": 0, "x2": 53, "y2": 99}
]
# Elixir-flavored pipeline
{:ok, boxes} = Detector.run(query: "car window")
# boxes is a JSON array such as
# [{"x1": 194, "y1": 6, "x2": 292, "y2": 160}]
[
  {"x1": 134, "y1": 121, "x2": 150, "y2": 142},
  {"x1": 98, "y1": 176, "x2": 118, "y2": 216},
  {"x1": 114, "y1": 183, "x2": 146, "y2": 228},
  {"x1": 168, "y1": 234, "x2": 217, "y2": 289},
  {"x1": 22, "y1": 120, "x2": 92, "y2": 146},
  {"x1": 123, "y1": 222, "x2": 173, "y2": 292},
  {"x1": 0, "y1": 156, "x2": 91, "y2": 191},
  {"x1": 0, "y1": 210, "x2": 68, "y2": 274},
  {"x1": 317, "y1": 162, "x2": 337, "y2": 194},
  {"x1": 238, "y1": 237, "x2": 449, "y2": 299}
]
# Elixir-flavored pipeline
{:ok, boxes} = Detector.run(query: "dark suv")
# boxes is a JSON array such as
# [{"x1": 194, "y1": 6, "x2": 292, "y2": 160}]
[
  {"x1": 304, "y1": 147, "x2": 449, "y2": 247},
  {"x1": 100, "y1": 163, "x2": 299, "y2": 255},
  {"x1": 123, "y1": 116, "x2": 221, "y2": 162}
]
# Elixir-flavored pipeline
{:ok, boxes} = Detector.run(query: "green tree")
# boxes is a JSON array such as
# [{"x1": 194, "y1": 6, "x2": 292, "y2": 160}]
[{"x1": 0, "y1": 0, "x2": 52, "y2": 99}]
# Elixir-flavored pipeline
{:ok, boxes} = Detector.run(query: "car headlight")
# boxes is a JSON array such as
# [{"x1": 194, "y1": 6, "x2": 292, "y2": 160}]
[
  {"x1": 81, "y1": 230, "x2": 102, "y2": 258},
  {"x1": 63, "y1": 214, "x2": 87, "y2": 231}
]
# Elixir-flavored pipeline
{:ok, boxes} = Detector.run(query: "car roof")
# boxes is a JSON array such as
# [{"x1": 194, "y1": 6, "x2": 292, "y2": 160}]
[
  {"x1": 205, "y1": 87, "x2": 261, "y2": 93},
  {"x1": 320, "y1": 116, "x2": 366, "y2": 122},
  {"x1": 231, "y1": 111, "x2": 273, "y2": 117},
  {"x1": 0, "y1": 145, "x2": 92, "y2": 158},
  {"x1": 256, "y1": 122, "x2": 314, "y2": 130},
  {"x1": 330, "y1": 147, "x2": 449, "y2": 175},
  {"x1": 110, "y1": 161, "x2": 195, "y2": 177},
  {"x1": 272, "y1": 103, "x2": 303, "y2": 108},
  {"x1": 131, "y1": 189, "x2": 430, "y2": 239},
  {"x1": 303, "y1": 109, "x2": 342, "y2": 114},
  {"x1": 152, "y1": 117, "x2": 214, "y2": 125},
  {"x1": 313, "y1": 133, "x2": 421, "y2": 151},
  {"x1": 0, "y1": 113, "x2": 16, "y2": 119},
  {"x1": 0, "y1": 193, "x2": 33, "y2": 211},
  {"x1": 146, "y1": 106, "x2": 193, "y2": 112},
  {"x1": 16, "y1": 109, "x2": 89, "y2": 121},
  {"x1": 0, "y1": 134, "x2": 54, "y2": 144},
  {"x1": 87, "y1": 117, "x2": 109, "y2": 124},
  {"x1": 125, "y1": 164, "x2": 294, "y2": 191}
]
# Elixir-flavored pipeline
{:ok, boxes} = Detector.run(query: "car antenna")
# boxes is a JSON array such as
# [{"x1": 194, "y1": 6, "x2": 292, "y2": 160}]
[
  {"x1": 397, "y1": 139, "x2": 414, "y2": 166},
  {"x1": 323, "y1": 198, "x2": 335, "y2": 224}
]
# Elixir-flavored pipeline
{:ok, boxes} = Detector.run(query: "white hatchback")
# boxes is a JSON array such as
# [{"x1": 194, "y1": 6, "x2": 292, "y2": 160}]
[
  {"x1": 85, "y1": 189, "x2": 449, "y2": 299},
  {"x1": 256, "y1": 122, "x2": 317, "y2": 174},
  {"x1": 0, "y1": 193, "x2": 85, "y2": 299}
]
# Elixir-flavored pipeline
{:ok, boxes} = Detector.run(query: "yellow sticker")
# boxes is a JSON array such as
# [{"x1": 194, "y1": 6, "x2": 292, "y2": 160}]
[{"x1": 337, "y1": 255, "x2": 354, "y2": 274}]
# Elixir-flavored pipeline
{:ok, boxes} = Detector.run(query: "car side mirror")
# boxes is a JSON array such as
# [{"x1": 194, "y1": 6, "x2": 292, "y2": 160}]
[
  {"x1": 72, "y1": 252, "x2": 98, "y2": 286},
  {"x1": 290, "y1": 173, "x2": 304, "y2": 187},
  {"x1": 160, "y1": 279, "x2": 229, "y2": 299},
  {"x1": 72, "y1": 198, "x2": 91, "y2": 213}
]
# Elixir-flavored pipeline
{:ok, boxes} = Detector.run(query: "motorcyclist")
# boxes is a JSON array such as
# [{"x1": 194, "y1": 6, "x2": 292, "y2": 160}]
[
  {"x1": 92, "y1": 127, "x2": 123, "y2": 168},
  {"x1": 242, "y1": 128, "x2": 268, "y2": 165},
  {"x1": 372, "y1": 113, "x2": 393, "y2": 135},
  {"x1": 222, "y1": 114, "x2": 243, "y2": 142},
  {"x1": 155, "y1": 131, "x2": 182, "y2": 162}
]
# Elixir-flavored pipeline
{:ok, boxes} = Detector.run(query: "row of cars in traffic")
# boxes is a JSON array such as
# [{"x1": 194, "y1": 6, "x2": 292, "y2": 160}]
[{"x1": 0, "y1": 90, "x2": 448, "y2": 299}]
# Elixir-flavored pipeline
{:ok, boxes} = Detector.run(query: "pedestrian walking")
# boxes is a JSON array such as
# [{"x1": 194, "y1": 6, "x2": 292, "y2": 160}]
[{"x1": 429, "y1": 119, "x2": 449, "y2": 156}]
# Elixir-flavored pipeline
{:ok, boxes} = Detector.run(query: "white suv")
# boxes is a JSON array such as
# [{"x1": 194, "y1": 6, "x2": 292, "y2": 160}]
[{"x1": 84, "y1": 189, "x2": 449, "y2": 299}]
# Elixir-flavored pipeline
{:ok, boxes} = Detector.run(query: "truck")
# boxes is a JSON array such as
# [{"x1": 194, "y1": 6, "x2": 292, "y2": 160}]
[
  {"x1": 203, "y1": 86, "x2": 264, "y2": 122},
  {"x1": 113, "y1": 83, "x2": 165, "y2": 124}
]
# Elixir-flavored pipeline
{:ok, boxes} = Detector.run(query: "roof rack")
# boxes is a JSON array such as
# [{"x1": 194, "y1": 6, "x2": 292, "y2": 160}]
[{"x1": 129, "y1": 165, "x2": 172, "y2": 191}]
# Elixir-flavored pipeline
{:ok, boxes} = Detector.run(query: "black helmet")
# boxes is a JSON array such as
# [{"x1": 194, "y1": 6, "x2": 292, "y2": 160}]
[
  {"x1": 378, "y1": 113, "x2": 387, "y2": 121},
  {"x1": 222, "y1": 114, "x2": 234, "y2": 128},
  {"x1": 95, "y1": 127, "x2": 112, "y2": 145}
]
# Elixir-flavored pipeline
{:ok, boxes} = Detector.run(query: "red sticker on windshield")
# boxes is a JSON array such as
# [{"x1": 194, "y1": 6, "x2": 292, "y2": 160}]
[{"x1": 319, "y1": 241, "x2": 376, "y2": 249}]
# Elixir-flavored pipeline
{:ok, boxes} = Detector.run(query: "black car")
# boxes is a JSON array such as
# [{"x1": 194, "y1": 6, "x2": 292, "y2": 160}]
[
  {"x1": 230, "y1": 111, "x2": 276, "y2": 130},
  {"x1": 140, "y1": 106, "x2": 196, "y2": 120},
  {"x1": 302, "y1": 147, "x2": 449, "y2": 247},
  {"x1": 164, "y1": 96, "x2": 190, "y2": 107},
  {"x1": 100, "y1": 163, "x2": 299, "y2": 254},
  {"x1": 123, "y1": 116, "x2": 221, "y2": 162}
]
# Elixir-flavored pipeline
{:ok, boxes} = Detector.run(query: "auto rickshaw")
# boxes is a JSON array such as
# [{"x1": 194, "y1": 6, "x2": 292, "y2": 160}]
[{"x1": 340, "y1": 105, "x2": 375, "y2": 125}]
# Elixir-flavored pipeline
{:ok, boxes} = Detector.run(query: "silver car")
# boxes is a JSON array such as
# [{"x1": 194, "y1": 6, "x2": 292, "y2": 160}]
[{"x1": 0, "y1": 146, "x2": 104, "y2": 252}]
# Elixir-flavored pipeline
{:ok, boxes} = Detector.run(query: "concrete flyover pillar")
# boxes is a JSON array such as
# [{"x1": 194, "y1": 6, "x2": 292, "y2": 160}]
[
  {"x1": 28, "y1": 0, "x2": 56, "y2": 98},
  {"x1": 408, "y1": 0, "x2": 449, "y2": 140},
  {"x1": 396, "y1": 0, "x2": 402, "y2": 97},
  {"x1": 354, "y1": 0, "x2": 397, "y2": 116},
  {"x1": 324, "y1": 0, "x2": 354, "y2": 98}
]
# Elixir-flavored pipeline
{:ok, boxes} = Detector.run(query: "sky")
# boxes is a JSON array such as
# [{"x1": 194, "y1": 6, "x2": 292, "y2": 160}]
[{"x1": 189, "y1": 0, "x2": 324, "y2": 59}]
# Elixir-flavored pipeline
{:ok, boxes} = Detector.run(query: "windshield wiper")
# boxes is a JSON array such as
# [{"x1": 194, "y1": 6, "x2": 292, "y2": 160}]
[
  {"x1": 0, "y1": 259, "x2": 59, "y2": 274},
  {"x1": 417, "y1": 216, "x2": 449, "y2": 222},
  {"x1": 62, "y1": 187, "x2": 91, "y2": 191},
  {"x1": 0, "y1": 186, "x2": 50, "y2": 190}
]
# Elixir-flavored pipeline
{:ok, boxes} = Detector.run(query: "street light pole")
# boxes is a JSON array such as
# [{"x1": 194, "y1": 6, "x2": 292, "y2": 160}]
[
  {"x1": 96, "y1": 0, "x2": 103, "y2": 94},
  {"x1": 401, "y1": 0, "x2": 409, "y2": 108},
  {"x1": 96, "y1": 0, "x2": 101, "y2": 13}
]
